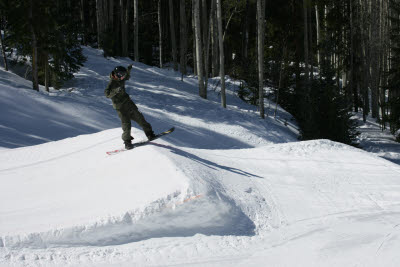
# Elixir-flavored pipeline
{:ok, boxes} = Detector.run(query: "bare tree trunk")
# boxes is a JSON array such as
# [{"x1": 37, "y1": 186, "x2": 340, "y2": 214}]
[
  {"x1": 342, "y1": 71, "x2": 347, "y2": 89},
  {"x1": 80, "y1": 0, "x2": 86, "y2": 45},
  {"x1": 96, "y1": 0, "x2": 103, "y2": 49},
  {"x1": 370, "y1": 0, "x2": 380, "y2": 118},
  {"x1": 223, "y1": 5, "x2": 238, "y2": 41},
  {"x1": 109, "y1": 0, "x2": 114, "y2": 29},
  {"x1": 380, "y1": 0, "x2": 389, "y2": 127},
  {"x1": 88, "y1": 2, "x2": 96, "y2": 34},
  {"x1": 0, "y1": 17, "x2": 8, "y2": 71},
  {"x1": 361, "y1": 0, "x2": 370, "y2": 122},
  {"x1": 242, "y1": 0, "x2": 250, "y2": 61},
  {"x1": 102, "y1": 0, "x2": 108, "y2": 29},
  {"x1": 350, "y1": 0, "x2": 358, "y2": 112},
  {"x1": 95, "y1": 0, "x2": 112, "y2": 51},
  {"x1": 127, "y1": 0, "x2": 131, "y2": 50},
  {"x1": 257, "y1": 0, "x2": 265, "y2": 118},
  {"x1": 303, "y1": 0, "x2": 309, "y2": 81},
  {"x1": 202, "y1": 0, "x2": 210, "y2": 91},
  {"x1": 211, "y1": 4, "x2": 219, "y2": 77},
  {"x1": 204, "y1": 0, "x2": 216, "y2": 90},
  {"x1": 202, "y1": 0, "x2": 208, "y2": 76},
  {"x1": 44, "y1": 52, "x2": 49, "y2": 92},
  {"x1": 134, "y1": 0, "x2": 139, "y2": 61},
  {"x1": 169, "y1": 0, "x2": 178, "y2": 71},
  {"x1": 275, "y1": 43, "x2": 287, "y2": 118},
  {"x1": 216, "y1": 0, "x2": 225, "y2": 108},
  {"x1": 308, "y1": 6, "x2": 313, "y2": 80},
  {"x1": 315, "y1": 4, "x2": 320, "y2": 69},
  {"x1": 96, "y1": 0, "x2": 101, "y2": 47},
  {"x1": 194, "y1": 0, "x2": 206, "y2": 98},
  {"x1": 121, "y1": 0, "x2": 129, "y2": 57},
  {"x1": 29, "y1": 0, "x2": 39, "y2": 91},
  {"x1": 336, "y1": 43, "x2": 340, "y2": 88},
  {"x1": 192, "y1": 0, "x2": 197, "y2": 75},
  {"x1": 180, "y1": 0, "x2": 187, "y2": 75},
  {"x1": 380, "y1": 45, "x2": 388, "y2": 128},
  {"x1": 158, "y1": 0, "x2": 163, "y2": 68}
]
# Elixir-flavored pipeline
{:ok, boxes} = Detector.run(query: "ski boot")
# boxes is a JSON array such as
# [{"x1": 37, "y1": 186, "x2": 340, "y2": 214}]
[
  {"x1": 146, "y1": 131, "x2": 156, "y2": 141},
  {"x1": 125, "y1": 141, "x2": 134, "y2": 150},
  {"x1": 125, "y1": 136, "x2": 134, "y2": 150}
]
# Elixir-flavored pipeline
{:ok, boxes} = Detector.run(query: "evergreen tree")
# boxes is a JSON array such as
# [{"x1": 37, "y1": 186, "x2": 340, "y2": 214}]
[
  {"x1": 46, "y1": 0, "x2": 86, "y2": 88},
  {"x1": 298, "y1": 49, "x2": 359, "y2": 145},
  {"x1": 388, "y1": 0, "x2": 400, "y2": 140},
  {"x1": 3, "y1": 0, "x2": 85, "y2": 89},
  {"x1": 0, "y1": 1, "x2": 9, "y2": 71}
]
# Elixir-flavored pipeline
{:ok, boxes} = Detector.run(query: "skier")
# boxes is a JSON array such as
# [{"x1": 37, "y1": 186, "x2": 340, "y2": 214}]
[{"x1": 105, "y1": 64, "x2": 155, "y2": 150}]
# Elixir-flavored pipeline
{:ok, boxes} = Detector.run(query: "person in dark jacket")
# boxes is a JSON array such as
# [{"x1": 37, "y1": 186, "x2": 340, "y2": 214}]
[{"x1": 105, "y1": 65, "x2": 155, "y2": 149}]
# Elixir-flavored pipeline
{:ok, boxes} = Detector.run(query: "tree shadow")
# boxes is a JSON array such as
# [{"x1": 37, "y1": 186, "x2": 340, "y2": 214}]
[
  {"x1": 1, "y1": 46, "x2": 296, "y2": 149},
  {"x1": 149, "y1": 142, "x2": 264, "y2": 179}
]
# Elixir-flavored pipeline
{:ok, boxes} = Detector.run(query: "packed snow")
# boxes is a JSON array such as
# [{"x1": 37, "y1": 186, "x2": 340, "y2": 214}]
[{"x1": 1, "y1": 47, "x2": 400, "y2": 266}]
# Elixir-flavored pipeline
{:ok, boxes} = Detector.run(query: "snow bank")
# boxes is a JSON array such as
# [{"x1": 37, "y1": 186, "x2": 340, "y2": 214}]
[
  {"x1": 1, "y1": 189, "x2": 253, "y2": 249},
  {"x1": 0, "y1": 128, "x2": 255, "y2": 250},
  {"x1": 3, "y1": 138, "x2": 400, "y2": 266}
]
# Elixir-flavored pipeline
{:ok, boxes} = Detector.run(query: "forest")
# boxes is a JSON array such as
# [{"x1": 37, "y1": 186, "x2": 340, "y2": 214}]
[{"x1": 0, "y1": 0, "x2": 399, "y2": 144}]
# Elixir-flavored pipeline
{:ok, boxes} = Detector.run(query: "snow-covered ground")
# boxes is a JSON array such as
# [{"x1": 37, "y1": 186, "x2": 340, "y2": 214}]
[
  {"x1": 1, "y1": 47, "x2": 400, "y2": 266},
  {"x1": 355, "y1": 114, "x2": 400, "y2": 165}
]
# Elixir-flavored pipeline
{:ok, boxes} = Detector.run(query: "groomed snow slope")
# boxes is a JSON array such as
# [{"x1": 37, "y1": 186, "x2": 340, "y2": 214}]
[{"x1": 1, "y1": 47, "x2": 400, "y2": 266}]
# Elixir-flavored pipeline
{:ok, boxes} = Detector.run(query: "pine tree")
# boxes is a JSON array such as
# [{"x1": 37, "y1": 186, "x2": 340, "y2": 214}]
[
  {"x1": 388, "y1": 0, "x2": 400, "y2": 139},
  {"x1": 46, "y1": 0, "x2": 86, "y2": 88},
  {"x1": 4, "y1": 0, "x2": 85, "y2": 89},
  {"x1": 0, "y1": 9, "x2": 8, "y2": 71},
  {"x1": 299, "y1": 51, "x2": 359, "y2": 145}
]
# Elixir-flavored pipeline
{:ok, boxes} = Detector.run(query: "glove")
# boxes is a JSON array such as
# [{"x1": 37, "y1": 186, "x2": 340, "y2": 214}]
[{"x1": 127, "y1": 64, "x2": 133, "y2": 71}]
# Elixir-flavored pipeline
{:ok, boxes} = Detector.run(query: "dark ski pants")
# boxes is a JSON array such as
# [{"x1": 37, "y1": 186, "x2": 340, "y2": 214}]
[{"x1": 117, "y1": 101, "x2": 153, "y2": 143}]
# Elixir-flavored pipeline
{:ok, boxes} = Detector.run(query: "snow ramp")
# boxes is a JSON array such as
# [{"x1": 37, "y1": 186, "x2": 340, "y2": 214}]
[{"x1": 0, "y1": 129, "x2": 255, "y2": 249}]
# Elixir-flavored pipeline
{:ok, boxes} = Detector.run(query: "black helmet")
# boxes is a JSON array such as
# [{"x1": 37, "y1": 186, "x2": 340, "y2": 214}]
[{"x1": 113, "y1": 66, "x2": 127, "y2": 80}]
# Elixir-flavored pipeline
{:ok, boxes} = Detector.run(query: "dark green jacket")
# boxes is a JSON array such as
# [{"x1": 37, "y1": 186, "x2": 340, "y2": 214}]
[{"x1": 104, "y1": 70, "x2": 131, "y2": 110}]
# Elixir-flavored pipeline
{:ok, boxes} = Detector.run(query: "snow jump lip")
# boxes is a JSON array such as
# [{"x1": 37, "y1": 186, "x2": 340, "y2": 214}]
[{"x1": 1, "y1": 191, "x2": 255, "y2": 249}]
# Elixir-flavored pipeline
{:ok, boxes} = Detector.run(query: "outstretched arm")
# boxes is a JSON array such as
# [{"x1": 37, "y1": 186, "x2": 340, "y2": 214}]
[{"x1": 125, "y1": 64, "x2": 133, "y2": 80}]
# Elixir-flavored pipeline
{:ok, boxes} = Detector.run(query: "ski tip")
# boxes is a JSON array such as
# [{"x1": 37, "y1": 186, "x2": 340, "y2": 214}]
[{"x1": 106, "y1": 149, "x2": 125, "y2": 155}]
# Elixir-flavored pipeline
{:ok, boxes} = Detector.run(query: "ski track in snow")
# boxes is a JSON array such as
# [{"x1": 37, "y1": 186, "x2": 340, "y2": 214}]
[{"x1": 1, "y1": 47, "x2": 400, "y2": 266}]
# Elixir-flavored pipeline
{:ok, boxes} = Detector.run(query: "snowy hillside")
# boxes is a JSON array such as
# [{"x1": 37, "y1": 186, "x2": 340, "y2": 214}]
[
  {"x1": 0, "y1": 47, "x2": 296, "y2": 149},
  {"x1": 1, "y1": 47, "x2": 400, "y2": 267}
]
